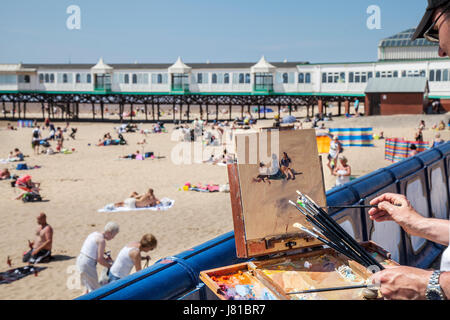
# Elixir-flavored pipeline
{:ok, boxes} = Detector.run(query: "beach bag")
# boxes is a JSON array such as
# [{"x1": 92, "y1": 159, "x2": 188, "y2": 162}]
[
  {"x1": 16, "y1": 163, "x2": 28, "y2": 170},
  {"x1": 22, "y1": 193, "x2": 42, "y2": 203}
]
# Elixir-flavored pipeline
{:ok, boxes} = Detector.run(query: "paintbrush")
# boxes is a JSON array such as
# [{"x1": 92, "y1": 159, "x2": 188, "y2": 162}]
[
  {"x1": 287, "y1": 284, "x2": 368, "y2": 295},
  {"x1": 325, "y1": 205, "x2": 378, "y2": 209},
  {"x1": 292, "y1": 223, "x2": 360, "y2": 261},
  {"x1": 298, "y1": 192, "x2": 379, "y2": 267},
  {"x1": 290, "y1": 207, "x2": 366, "y2": 264},
  {"x1": 290, "y1": 200, "x2": 373, "y2": 267},
  {"x1": 324, "y1": 204, "x2": 402, "y2": 209}
]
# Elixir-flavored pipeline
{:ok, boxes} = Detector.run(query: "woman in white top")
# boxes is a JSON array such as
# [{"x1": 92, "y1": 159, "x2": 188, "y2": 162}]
[
  {"x1": 327, "y1": 135, "x2": 342, "y2": 175},
  {"x1": 76, "y1": 222, "x2": 119, "y2": 293},
  {"x1": 107, "y1": 234, "x2": 157, "y2": 283},
  {"x1": 368, "y1": 193, "x2": 450, "y2": 300},
  {"x1": 333, "y1": 155, "x2": 351, "y2": 187}
]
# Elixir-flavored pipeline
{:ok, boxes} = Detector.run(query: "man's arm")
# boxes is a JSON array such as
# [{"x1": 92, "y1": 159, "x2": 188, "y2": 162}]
[
  {"x1": 368, "y1": 193, "x2": 449, "y2": 246},
  {"x1": 96, "y1": 237, "x2": 112, "y2": 268}
]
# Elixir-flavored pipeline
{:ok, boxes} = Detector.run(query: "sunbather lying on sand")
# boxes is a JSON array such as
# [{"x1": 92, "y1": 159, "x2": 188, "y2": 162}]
[
  {"x1": 114, "y1": 188, "x2": 160, "y2": 209},
  {"x1": 118, "y1": 150, "x2": 143, "y2": 160},
  {"x1": 0, "y1": 168, "x2": 11, "y2": 180}
]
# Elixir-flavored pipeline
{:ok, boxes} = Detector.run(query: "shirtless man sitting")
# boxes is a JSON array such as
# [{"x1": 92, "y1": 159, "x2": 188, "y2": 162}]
[
  {"x1": 114, "y1": 188, "x2": 160, "y2": 209},
  {"x1": 23, "y1": 213, "x2": 53, "y2": 264}
]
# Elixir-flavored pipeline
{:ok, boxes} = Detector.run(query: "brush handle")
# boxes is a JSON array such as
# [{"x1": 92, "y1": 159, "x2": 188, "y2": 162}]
[
  {"x1": 287, "y1": 284, "x2": 368, "y2": 295},
  {"x1": 326, "y1": 204, "x2": 402, "y2": 209},
  {"x1": 326, "y1": 205, "x2": 378, "y2": 209}
]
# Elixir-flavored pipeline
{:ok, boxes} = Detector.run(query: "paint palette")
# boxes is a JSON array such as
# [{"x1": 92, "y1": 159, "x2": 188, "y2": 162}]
[
  {"x1": 200, "y1": 263, "x2": 283, "y2": 300},
  {"x1": 200, "y1": 242, "x2": 397, "y2": 300}
]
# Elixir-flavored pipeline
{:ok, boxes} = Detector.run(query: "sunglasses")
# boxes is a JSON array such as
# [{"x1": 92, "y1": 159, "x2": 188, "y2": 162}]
[{"x1": 424, "y1": 5, "x2": 450, "y2": 42}]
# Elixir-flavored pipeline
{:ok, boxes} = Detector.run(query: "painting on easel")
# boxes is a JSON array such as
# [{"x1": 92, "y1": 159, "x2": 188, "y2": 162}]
[{"x1": 234, "y1": 128, "x2": 326, "y2": 243}]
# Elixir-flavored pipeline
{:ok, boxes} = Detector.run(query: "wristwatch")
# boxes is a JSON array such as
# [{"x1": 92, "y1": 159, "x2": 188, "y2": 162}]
[{"x1": 425, "y1": 270, "x2": 445, "y2": 300}]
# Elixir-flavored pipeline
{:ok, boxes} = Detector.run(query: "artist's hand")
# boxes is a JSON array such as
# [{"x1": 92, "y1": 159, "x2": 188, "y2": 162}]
[
  {"x1": 370, "y1": 266, "x2": 431, "y2": 300},
  {"x1": 368, "y1": 193, "x2": 423, "y2": 233}
]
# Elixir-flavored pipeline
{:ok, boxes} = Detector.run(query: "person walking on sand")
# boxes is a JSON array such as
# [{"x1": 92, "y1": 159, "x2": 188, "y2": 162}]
[
  {"x1": 31, "y1": 126, "x2": 42, "y2": 155},
  {"x1": 23, "y1": 213, "x2": 53, "y2": 264},
  {"x1": 76, "y1": 222, "x2": 119, "y2": 293},
  {"x1": 415, "y1": 128, "x2": 424, "y2": 142},
  {"x1": 327, "y1": 135, "x2": 342, "y2": 174},
  {"x1": 106, "y1": 234, "x2": 157, "y2": 283}
]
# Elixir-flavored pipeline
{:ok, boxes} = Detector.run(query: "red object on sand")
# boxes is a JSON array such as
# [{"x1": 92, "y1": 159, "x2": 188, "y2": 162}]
[{"x1": 7, "y1": 256, "x2": 11, "y2": 267}]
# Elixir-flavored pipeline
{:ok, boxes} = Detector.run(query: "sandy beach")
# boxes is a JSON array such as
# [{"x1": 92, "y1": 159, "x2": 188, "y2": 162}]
[{"x1": 0, "y1": 109, "x2": 449, "y2": 300}]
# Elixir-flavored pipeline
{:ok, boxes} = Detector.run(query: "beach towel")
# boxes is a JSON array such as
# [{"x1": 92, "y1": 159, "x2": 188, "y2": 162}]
[
  {"x1": 385, "y1": 138, "x2": 429, "y2": 162},
  {"x1": 98, "y1": 197, "x2": 175, "y2": 213},
  {"x1": 0, "y1": 158, "x2": 22, "y2": 164},
  {"x1": 329, "y1": 128, "x2": 374, "y2": 147},
  {"x1": 0, "y1": 266, "x2": 46, "y2": 285},
  {"x1": 181, "y1": 183, "x2": 230, "y2": 193}
]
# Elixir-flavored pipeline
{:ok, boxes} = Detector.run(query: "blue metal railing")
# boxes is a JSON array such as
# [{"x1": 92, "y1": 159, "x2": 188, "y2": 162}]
[{"x1": 77, "y1": 142, "x2": 450, "y2": 300}]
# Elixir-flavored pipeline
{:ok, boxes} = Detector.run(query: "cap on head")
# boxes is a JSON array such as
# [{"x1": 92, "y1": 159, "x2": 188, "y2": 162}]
[{"x1": 412, "y1": 0, "x2": 450, "y2": 40}]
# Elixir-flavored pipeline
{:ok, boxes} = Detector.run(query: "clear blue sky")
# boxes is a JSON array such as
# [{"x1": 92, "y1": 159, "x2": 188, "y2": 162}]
[{"x1": 0, "y1": 0, "x2": 429, "y2": 64}]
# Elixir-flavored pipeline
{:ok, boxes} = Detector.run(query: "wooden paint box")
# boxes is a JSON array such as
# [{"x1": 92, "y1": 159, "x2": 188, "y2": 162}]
[
  {"x1": 199, "y1": 129, "x2": 398, "y2": 300},
  {"x1": 200, "y1": 241, "x2": 397, "y2": 300}
]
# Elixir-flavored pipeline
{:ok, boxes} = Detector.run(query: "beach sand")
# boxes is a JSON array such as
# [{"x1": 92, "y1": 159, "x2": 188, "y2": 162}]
[{"x1": 0, "y1": 109, "x2": 449, "y2": 300}]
